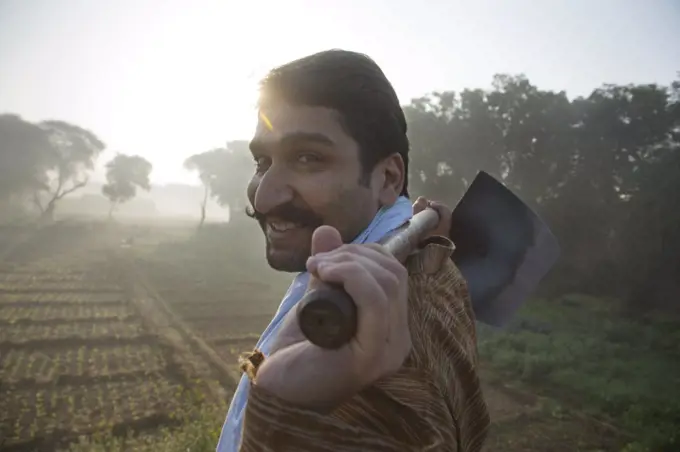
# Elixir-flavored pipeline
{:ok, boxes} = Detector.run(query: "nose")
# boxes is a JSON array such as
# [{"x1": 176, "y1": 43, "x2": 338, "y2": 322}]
[{"x1": 253, "y1": 166, "x2": 294, "y2": 214}]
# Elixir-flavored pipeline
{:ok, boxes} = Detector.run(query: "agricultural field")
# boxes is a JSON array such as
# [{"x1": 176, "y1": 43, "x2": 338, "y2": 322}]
[
  {"x1": 132, "y1": 218, "x2": 291, "y2": 382},
  {"x1": 0, "y1": 221, "x2": 230, "y2": 451},
  {"x1": 1, "y1": 218, "x2": 676, "y2": 452}
]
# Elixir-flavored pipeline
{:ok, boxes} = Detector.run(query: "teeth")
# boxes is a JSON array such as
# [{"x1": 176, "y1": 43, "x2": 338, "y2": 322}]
[{"x1": 269, "y1": 222, "x2": 298, "y2": 232}]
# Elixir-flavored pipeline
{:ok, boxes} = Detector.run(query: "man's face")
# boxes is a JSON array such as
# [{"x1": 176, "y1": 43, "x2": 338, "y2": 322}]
[{"x1": 246, "y1": 103, "x2": 381, "y2": 272}]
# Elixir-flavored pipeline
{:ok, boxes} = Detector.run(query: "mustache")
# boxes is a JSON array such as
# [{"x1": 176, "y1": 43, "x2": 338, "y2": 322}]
[{"x1": 245, "y1": 203, "x2": 323, "y2": 228}]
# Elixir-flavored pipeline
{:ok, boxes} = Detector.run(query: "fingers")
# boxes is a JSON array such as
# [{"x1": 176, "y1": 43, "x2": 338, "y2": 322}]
[
  {"x1": 412, "y1": 197, "x2": 452, "y2": 237},
  {"x1": 426, "y1": 200, "x2": 449, "y2": 219},
  {"x1": 306, "y1": 242, "x2": 408, "y2": 360},
  {"x1": 412, "y1": 196, "x2": 429, "y2": 214},
  {"x1": 313, "y1": 256, "x2": 391, "y2": 357},
  {"x1": 413, "y1": 197, "x2": 447, "y2": 219},
  {"x1": 308, "y1": 243, "x2": 403, "y2": 276},
  {"x1": 308, "y1": 249, "x2": 403, "y2": 301}
]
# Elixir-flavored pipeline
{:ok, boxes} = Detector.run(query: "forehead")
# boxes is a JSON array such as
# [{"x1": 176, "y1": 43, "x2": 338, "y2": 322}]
[{"x1": 251, "y1": 103, "x2": 355, "y2": 151}]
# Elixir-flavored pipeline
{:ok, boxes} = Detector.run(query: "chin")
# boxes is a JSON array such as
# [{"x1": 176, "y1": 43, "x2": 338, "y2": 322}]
[{"x1": 266, "y1": 248, "x2": 309, "y2": 273}]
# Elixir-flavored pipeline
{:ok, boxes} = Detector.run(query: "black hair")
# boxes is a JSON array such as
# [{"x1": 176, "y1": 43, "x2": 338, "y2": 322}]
[{"x1": 257, "y1": 49, "x2": 410, "y2": 197}]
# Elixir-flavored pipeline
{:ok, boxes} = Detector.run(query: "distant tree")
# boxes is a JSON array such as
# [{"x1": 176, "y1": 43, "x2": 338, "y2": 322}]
[
  {"x1": 211, "y1": 140, "x2": 254, "y2": 216},
  {"x1": 184, "y1": 149, "x2": 223, "y2": 227},
  {"x1": 33, "y1": 120, "x2": 106, "y2": 221},
  {"x1": 183, "y1": 140, "x2": 253, "y2": 226},
  {"x1": 101, "y1": 154, "x2": 153, "y2": 219},
  {"x1": 0, "y1": 114, "x2": 53, "y2": 202}
]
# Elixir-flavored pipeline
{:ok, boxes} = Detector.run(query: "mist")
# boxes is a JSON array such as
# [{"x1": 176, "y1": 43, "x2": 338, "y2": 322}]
[{"x1": 0, "y1": 1, "x2": 679, "y2": 451}]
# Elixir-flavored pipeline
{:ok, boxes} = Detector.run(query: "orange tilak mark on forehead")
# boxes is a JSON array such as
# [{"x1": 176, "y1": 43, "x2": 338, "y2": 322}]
[{"x1": 259, "y1": 111, "x2": 274, "y2": 131}]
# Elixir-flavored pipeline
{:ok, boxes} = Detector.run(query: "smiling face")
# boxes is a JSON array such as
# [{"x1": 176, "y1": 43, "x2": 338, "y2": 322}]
[{"x1": 247, "y1": 102, "x2": 404, "y2": 272}]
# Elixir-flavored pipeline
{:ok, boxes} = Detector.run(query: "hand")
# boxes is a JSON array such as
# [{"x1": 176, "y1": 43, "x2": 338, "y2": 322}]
[
  {"x1": 254, "y1": 225, "x2": 411, "y2": 408},
  {"x1": 413, "y1": 196, "x2": 452, "y2": 239}
]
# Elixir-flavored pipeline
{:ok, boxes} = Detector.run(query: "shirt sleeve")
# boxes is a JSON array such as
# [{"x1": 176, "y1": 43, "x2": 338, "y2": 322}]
[{"x1": 238, "y1": 239, "x2": 490, "y2": 452}]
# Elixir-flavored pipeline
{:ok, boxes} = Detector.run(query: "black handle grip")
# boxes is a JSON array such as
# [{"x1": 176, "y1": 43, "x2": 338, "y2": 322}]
[{"x1": 296, "y1": 281, "x2": 357, "y2": 349}]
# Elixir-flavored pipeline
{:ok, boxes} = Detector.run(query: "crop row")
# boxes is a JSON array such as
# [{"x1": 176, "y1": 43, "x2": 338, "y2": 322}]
[
  {"x1": 0, "y1": 281, "x2": 122, "y2": 293},
  {"x1": 0, "y1": 291, "x2": 125, "y2": 305},
  {"x1": 186, "y1": 314, "x2": 272, "y2": 340},
  {"x1": 0, "y1": 304, "x2": 135, "y2": 323},
  {"x1": 2, "y1": 257, "x2": 109, "y2": 276},
  {"x1": 10, "y1": 253, "x2": 105, "y2": 268},
  {"x1": 171, "y1": 301, "x2": 259, "y2": 320},
  {"x1": 0, "y1": 344, "x2": 167, "y2": 383},
  {"x1": 0, "y1": 376, "x2": 190, "y2": 444},
  {"x1": 0, "y1": 272, "x2": 91, "y2": 283},
  {"x1": 0, "y1": 320, "x2": 146, "y2": 343},
  {"x1": 0, "y1": 266, "x2": 96, "y2": 275}
]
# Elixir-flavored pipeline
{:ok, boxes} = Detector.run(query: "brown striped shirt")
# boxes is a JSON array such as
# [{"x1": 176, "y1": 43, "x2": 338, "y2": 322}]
[{"x1": 239, "y1": 236, "x2": 490, "y2": 451}]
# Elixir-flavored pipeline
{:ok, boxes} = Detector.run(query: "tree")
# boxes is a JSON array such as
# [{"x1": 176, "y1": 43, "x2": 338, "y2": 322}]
[
  {"x1": 0, "y1": 115, "x2": 106, "y2": 221},
  {"x1": 184, "y1": 149, "x2": 223, "y2": 228},
  {"x1": 101, "y1": 154, "x2": 153, "y2": 219},
  {"x1": 33, "y1": 120, "x2": 106, "y2": 220},
  {"x1": 0, "y1": 114, "x2": 53, "y2": 203},
  {"x1": 184, "y1": 140, "x2": 253, "y2": 226},
  {"x1": 403, "y1": 73, "x2": 680, "y2": 309},
  {"x1": 208, "y1": 140, "x2": 253, "y2": 215}
]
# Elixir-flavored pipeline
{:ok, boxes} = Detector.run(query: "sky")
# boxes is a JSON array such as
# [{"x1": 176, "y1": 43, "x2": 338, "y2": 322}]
[{"x1": 1, "y1": 0, "x2": 678, "y2": 185}]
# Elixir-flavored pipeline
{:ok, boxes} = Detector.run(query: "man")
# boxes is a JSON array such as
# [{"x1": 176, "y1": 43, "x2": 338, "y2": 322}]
[{"x1": 217, "y1": 49, "x2": 489, "y2": 451}]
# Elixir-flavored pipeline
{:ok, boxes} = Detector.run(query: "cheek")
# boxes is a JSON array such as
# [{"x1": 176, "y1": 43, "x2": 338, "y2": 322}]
[
  {"x1": 314, "y1": 184, "x2": 376, "y2": 239},
  {"x1": 292, "y1": 177, "x2": 338, "y2": 213}
]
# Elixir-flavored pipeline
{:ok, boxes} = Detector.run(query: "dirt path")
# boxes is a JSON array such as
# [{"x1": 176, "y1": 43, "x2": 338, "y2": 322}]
[
  {"x1": 123, "y1": 249, "x2": 242, "y2": 390},
  {"x1": 480, "y1": 372, "x2": 625, "y2": 451}
]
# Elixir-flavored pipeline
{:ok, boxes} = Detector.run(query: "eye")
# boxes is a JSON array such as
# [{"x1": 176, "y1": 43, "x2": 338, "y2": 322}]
[{"x1": 297, "y1": 153, "x2": 321, "y2": 164}]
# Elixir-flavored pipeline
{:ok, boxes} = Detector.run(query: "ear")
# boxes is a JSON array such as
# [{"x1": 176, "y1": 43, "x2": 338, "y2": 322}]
[{"x1": 372, "y1": 153, "x2": 405, "y2": 206}]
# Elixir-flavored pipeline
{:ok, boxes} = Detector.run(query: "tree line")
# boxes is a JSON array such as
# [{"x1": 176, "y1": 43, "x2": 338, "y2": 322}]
[
  {"x1": 2, "y1": 73, "x2": 678, "y2": 309},
  {"x1": 0, "y1": 115, "x2": 153, "y2": 220}
]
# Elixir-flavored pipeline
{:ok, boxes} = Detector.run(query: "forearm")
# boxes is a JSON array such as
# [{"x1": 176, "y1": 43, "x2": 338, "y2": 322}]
[
  {"x1": 240, "y1": 380, "x2": 457, "y2": 452},
  {"x1": 240, "y1": 382, "x2": 413, "y2": 451}
]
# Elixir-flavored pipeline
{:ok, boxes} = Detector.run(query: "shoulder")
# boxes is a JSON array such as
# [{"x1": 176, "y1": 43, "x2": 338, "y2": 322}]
[
  {"x1": 405, "y1": 235, "x2": 474, "y2": 322},
  {"x1": 404, "y1": 235, "x2": 479, "y2": 366},
  {"x1": 406, "y1": 236, "x2": 468, "y2": 290}
]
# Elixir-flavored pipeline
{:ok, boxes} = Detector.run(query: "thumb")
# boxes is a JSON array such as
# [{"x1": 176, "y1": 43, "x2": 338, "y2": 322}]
[
  {"x1": 412, "y1": 196, "x2": 428, "y2": 214},
  {"x1": 310, "y1": 225, "x2": 343, "y2": 256}
]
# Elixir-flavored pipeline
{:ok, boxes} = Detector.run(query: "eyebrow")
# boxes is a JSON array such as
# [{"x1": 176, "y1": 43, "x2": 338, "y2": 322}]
[{"x1": 249, "y1": 132, "x2": 335, "y2": 154}]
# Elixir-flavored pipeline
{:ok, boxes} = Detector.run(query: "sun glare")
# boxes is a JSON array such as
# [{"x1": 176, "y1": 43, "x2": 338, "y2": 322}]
[{"x1": 101, "y1": 37, "x2": 264, "y2": 186}]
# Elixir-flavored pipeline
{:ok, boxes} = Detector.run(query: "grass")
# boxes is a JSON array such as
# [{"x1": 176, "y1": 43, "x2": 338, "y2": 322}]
[
  {"x1": 477, "y1": 294, "x2": 680, "y2": 451},
  {"x1": 63, "y1": 394, "x2": 228, "y2": 452}
]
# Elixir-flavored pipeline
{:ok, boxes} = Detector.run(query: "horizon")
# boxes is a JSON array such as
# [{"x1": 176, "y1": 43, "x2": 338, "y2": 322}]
[{"x1": 1, "y1": 0, "x2": 678, "y2": 185}]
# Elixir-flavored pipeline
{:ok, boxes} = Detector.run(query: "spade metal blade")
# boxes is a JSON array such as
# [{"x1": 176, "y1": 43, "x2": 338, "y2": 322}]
[{"x1": 449, "y1": 171, "x2": 560, "y2": 327}]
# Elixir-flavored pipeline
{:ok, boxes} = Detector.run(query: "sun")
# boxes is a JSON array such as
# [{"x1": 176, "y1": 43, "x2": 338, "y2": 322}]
[{"x1": 104, "y1": 58, "x2": 264, "y2": 186}]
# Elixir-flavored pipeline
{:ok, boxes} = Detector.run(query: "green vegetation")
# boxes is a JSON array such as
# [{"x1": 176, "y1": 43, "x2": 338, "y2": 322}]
[
  {"x1": 478, "y1": 295, "x2": 680, "y2": 451},
  {"x1": 63, "y1": 397, "x2": 228, "y2": 452}
]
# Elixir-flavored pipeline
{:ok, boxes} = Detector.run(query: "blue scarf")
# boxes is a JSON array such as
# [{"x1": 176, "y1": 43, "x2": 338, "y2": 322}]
[{"x1": 216, "y1": 197, "x2": 413, "y2": 451}]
